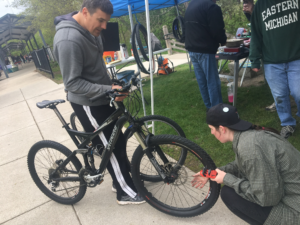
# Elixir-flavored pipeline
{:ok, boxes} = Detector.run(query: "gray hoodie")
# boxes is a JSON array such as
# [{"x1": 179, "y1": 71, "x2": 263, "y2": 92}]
[{"x1": 53, "y1": 13, "x2": 112, "y2": 106}]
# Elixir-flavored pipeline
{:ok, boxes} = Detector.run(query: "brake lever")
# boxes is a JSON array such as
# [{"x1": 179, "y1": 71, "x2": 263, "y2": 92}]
[
  {"x1": 110, "y1": 97, "x2": 115, "y2": 107},
  {"x1": 109, "y1": 93, "x2": 127, "y2": 107}
]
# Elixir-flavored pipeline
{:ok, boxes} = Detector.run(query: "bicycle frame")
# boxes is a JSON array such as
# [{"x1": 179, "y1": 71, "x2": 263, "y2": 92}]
[{"x1": 49, "y1": 100, "x2": 148, "y2": 182}]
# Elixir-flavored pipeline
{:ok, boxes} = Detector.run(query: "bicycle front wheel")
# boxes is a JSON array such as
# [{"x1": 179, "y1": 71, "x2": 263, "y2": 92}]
[
  {"x1": 28, "y1": 140, "x2": 87, "y2": 205},
  {"x1": 124, "y1": 115, "x2": 186, "y2": 181},
  {"x1": 131, "y1": 135, "x2": 220, "y2": 218}
]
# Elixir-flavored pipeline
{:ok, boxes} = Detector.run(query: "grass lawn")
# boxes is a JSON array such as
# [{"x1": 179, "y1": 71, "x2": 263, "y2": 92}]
[
  {"x1": 133, "y1": 63, "x2": 300, "y2": 168},
  {"x1": 38, "y1": 61, "x2": 64, "y2": 84}
]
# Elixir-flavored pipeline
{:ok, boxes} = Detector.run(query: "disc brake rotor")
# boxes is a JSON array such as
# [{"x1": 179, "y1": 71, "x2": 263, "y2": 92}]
[{"x1": 163, "y1": 162, "x2": 188, "y2": 186}]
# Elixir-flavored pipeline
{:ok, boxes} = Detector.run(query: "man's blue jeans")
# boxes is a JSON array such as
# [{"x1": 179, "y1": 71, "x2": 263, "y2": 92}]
[
  {"x1": 264, "y1": 59, "x2": 300, "y2": 126},
  {"x1": 189, "y1": 52, "x2": 223, "y2": 109}
]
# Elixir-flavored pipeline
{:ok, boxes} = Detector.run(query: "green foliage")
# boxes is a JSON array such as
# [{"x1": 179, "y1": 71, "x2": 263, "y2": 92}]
[
  {"x1": 218, "y1": 0, "x2": 249, "y2": 35},
  {"x1": 10, "y1": 0, "x2": 82, "y2": 40},
  {"x1": 8, "y1": 0, "x2": 248, "y2": 51}
]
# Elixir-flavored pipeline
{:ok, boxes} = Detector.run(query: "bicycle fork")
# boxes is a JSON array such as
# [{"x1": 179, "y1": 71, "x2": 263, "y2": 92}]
[{"x1": 133, "y1": 131, "x2": 171, "y2": 182}]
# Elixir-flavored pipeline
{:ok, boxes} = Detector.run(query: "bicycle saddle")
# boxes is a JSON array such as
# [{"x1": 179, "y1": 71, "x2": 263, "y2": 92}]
[{"x1": 36, "y1": 99, "x2": 65, "y2": 109}]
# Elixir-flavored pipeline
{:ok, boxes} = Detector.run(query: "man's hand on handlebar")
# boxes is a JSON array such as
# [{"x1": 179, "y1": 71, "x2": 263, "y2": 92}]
[{"x1": 112, "y1": 85, "x2": 129, "y2": 101}]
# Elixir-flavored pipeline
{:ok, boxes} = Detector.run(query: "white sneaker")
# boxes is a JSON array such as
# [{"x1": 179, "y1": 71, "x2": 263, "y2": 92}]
[
  {"x1": 117, "y1": 193, "x2": 146, "y2": 205},
  {"x1": 265, "y1": 102, "x2": 276, "y2": 112}
]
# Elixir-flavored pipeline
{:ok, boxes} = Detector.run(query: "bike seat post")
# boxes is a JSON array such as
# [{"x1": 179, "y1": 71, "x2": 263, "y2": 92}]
[{"x1": 52, "y1": 106, "x2": 68, "y2": 127}]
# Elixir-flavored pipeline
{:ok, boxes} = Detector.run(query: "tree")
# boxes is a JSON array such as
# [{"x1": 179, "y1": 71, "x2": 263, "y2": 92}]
[
  {"x1": 11, "y1": 0, "x2": 82, "y2": 37},
  {"x1": 218, "y1": 0, "x2": 249, "y2": 35}
]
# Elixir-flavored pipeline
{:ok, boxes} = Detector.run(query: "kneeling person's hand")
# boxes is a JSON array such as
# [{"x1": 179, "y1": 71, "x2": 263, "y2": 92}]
[{"x1": 191, "y1": 172, "x2": 209, "y2": 189}]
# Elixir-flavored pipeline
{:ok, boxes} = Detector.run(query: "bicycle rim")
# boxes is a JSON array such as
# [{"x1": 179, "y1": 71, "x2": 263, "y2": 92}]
[
  {"x1": 29, "y1": 142, "x2": 85, "y2": 203},
  {"x1": 131, "y1": 135, "x2": 220, "y2": 217}
]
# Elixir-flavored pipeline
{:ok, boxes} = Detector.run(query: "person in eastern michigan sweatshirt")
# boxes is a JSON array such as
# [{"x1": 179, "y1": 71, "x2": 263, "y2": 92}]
[
  {"x1": 250, "y1": 0, "x2": 300, "y2": 139},
  {"x1": 53, "y1": 0, "x2": 145, "y2": 205},
  {"x1": 184, "y1": 0, "x2": 227, "y2": 111}
]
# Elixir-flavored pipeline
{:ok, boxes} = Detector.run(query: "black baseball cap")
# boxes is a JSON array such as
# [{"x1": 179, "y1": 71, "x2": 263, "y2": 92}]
[{"x1": 206, "y1": 103, "x2": 252, "y2": 131}]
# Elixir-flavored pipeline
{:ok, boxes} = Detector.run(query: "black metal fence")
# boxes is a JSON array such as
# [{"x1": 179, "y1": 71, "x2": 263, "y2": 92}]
[{"x1": 31, "y1": 46, "x2": 54, "y2": 78}]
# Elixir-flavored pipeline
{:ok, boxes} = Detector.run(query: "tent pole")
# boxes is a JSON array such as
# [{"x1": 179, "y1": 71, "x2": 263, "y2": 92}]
[
  {"x1": 145, "y1": 0, "x2": 154, "y2": 133},
  {"x1": 128, "y1": 5, "x2": 134, "y2": 32},
  {"x1": 175, "y1": 0, "x2": 180, "y2": 16},
  {"x1": 128, "y1": 4, "x2": 147, "y2": 117}
]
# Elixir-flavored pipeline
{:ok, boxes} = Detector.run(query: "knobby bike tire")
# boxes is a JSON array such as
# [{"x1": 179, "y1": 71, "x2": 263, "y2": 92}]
[
  {"x1": 131, "y1": 24, "x2": 150, "y2": 74},
  {"x1": 172, "y1": 16, "x2": 185, "y2": 43},
  {"x1": 124, "y1": 115, "x2": 186, "y2": 182},
  {"x1": 28, "y1": 140, "x2": 87, "y2": 205},
  {"x1": 131, "y1": 135, "x2": 220, "y2": 217},
  {"x1": 136, "y1": 24, "x2": 149, "y2": 61}
]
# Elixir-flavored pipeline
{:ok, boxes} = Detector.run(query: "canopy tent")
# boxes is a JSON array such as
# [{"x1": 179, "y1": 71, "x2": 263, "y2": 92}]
[
  {"x1": 111, "y1": 0, "x2": 190, "y2": 18},
  {"x1": 109, "y1": 0, "x2": 189, "y2": 132}
]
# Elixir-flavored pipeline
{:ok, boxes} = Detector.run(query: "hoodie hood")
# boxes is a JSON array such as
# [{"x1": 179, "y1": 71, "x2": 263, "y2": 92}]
[
  {"x1": 54, "y1": 12, "x2": 100, "y2": 50},
  {"x1": 54, "y1": 11, "x2": 78, "y2": 25}
]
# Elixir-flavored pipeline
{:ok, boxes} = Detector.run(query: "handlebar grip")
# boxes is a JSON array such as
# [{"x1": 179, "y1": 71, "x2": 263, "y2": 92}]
[{"x1": 89, "y1": 92, "x2": 108, "y2": 103}]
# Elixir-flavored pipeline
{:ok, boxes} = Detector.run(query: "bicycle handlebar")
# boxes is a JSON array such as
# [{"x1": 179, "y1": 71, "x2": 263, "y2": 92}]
[{"x1": 89, "y1": 72, "x2": 140, "y2": 103}]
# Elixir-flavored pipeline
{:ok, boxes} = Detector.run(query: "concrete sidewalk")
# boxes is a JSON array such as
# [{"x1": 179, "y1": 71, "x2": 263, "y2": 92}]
[{"x1": 0, "y1": 61, "x2": 246, "y2": 225}]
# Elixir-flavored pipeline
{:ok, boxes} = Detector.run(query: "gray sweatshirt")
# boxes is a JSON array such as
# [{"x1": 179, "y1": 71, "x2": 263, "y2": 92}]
[
  {"x1": 53, "y1": 13, "x2": 112, "y2": 106},
  {"x1": 220, "y1": 130, "x2": 300, "y2": 225}
]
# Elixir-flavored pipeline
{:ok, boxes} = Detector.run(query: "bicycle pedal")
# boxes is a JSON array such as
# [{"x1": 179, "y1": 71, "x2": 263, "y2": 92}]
[{"x1": 98, "y1": 179, "x2": 104, "y2": 185}]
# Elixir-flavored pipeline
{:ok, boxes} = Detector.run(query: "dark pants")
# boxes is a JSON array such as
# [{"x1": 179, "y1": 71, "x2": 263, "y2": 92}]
[
  {"x1": 71, "y1": 102, "x2": 136, "y2": 200},
  {"x1": 221, "y1": 186, "x2": 273, "y2": 225}
]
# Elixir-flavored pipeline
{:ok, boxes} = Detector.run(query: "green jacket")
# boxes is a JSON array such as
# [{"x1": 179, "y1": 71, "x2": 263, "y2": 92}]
[
  {"x1": 219, "y1": 130, "x2": 300, "y2": 225},
  {"x1": 249, "y1": 0, "x2": 300, "y2": 68}
]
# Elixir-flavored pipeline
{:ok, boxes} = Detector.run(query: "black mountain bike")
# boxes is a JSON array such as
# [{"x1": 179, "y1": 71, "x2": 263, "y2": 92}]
[
  {"x1": 70, "y1": 109, "x2": 186, "y2": 168},
  {"x1": 28, "y1": 73, "x2": 220, "y2": 217}
]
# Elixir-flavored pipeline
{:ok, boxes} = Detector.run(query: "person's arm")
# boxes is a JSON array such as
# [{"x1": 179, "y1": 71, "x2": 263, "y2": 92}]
[
  {"x1": 222, "y1": 156, "x2": 284, "y2": 206},
  {"x1": 54, "y1": 40, "x2": 112, "y2": 98},
  {"x1": 207, "y1": 5, "x2": 227, "y2": 45},
  {"x1": 249, "y1": 4, "x2": 263, "y2": 70},
  {"x1": 219, "y1": 161, "x2": 239, "y2": 177}
]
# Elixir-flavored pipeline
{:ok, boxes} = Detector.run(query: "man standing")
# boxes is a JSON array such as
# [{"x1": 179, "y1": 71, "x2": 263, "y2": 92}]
[
  {"x1": 185, "y1": 0, "x2": 227, "y2": 110},
  {"x1": 243, "y1": 0, "x2": 255, "y2": 22},
  {"x1": 250, "y1": 0, "x2": 300, "y2": 138},
  {"x1": 53, "y1": 0, "x2": 145, "y2": 205}
]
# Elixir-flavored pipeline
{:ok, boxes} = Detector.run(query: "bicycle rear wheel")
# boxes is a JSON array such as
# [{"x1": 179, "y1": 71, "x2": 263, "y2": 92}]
[
  {"x1": 131, "y1": 135, "x2": 220, "y2": 217},
  {"x1": 28, "y1": 140, "x2": 87, "y2": 205}
]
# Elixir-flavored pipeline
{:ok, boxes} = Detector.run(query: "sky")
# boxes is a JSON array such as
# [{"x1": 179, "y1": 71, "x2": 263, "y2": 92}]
[{"x1": 0, "y1": 0, "x2": 25, "y2": 18}]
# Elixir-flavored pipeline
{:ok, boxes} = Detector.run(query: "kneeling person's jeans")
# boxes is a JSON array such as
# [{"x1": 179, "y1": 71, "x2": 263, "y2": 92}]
[
  {"x1": 189, "y1": 52, "x2": 223, "y2": 109},
  {"x1": 264, "y1": 59, "x2": 300, "y2": 126}
]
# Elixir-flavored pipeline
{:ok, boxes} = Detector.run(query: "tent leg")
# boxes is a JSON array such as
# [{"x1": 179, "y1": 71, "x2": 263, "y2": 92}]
[
  {"x1": 128, "y1": 4, "x2": 147, "y2": 117},
  {"x1": 145, "y1": 0, "x2": 154, "y2": 134}
]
